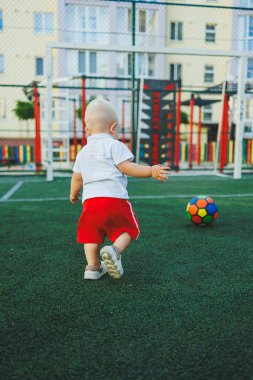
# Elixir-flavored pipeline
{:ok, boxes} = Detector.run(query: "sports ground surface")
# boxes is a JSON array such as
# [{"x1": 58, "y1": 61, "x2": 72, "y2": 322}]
[{"x1": 1, "y1": 175, "x2": 253, "y2": 379}]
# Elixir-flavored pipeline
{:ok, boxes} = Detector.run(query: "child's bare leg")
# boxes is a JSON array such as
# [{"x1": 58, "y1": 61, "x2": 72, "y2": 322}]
[
  {"x1": 84, "y1": 244, "x2": 100, "y2": 267},
  {"x1": 113, "y1": 232, "x2": 132, "y2": 254}
]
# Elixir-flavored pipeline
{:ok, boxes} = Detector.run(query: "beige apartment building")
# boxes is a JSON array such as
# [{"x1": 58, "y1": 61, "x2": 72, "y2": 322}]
[
  {"x1": 0, "y1": 0, "x2": 236, "y2": 145},
  {"x1": 166, "y1": 0, "x2": 234, "y2": 129},
  {"x1": 0, "y1": 0, "x2": 57, "y2": 141}
]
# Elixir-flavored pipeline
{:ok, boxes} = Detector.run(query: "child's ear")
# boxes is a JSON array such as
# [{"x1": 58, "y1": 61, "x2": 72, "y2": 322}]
[{"x1": 109, "y1": 122, "x2": 117, "y2": 134}]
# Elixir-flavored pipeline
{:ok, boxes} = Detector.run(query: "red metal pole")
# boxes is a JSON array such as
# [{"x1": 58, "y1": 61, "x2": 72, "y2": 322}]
[
  {"x1": 175, "y1": 85, "x2": 181, "y2": 171},
  {"x1": 33, "y1": 88, "x2": 38, "y2": 164},
  {"x1": 219, "y1": 92, "x2": 229, "y2": 172},
  {"x1": 219, "y1": 99, "x2": 225, "y2": 172},
  {"x1": 247, "y1": 139, "x2": 251, "y2": 164},
  {"x1": 37, "y1": 91, "x2": 41, "y2": 167},
  {"x1": 33, "y1": 85, "x2": 42, "y2": 171},
  {"x1": 121, "y1": 100, "x2": 126, "y2": 144},
  {"x1": 81, "y1": 76, "x2": 87, "y2": 146},
  {"x1": 197, "y1": 106, "x2": 202, "y2": 166},
  {"x1": 152, "y1": 91, "x2": 160, "y2": 165},
  {"x1": 189, "y1": 94, "x2": 194, "y2": 169},
  {"x1": 223, "y1": 93, "x2": 229, "y2": 169},
  {"x1": 73, "y1": 99, "x2": 77, "y2": 157}
]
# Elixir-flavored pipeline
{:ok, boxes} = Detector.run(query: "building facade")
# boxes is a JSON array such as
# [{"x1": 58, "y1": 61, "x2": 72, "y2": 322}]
[
  {"x1": 57, "y1": 0, "x2": 166, "y2": 137},
  {"x1": 166, "y1": 0, "x2": 234, "y2": 129},
  {"x1": 0, "y1": 0, "x2": 245, "y2": 145},
  {"x1": 0, "y1": 0, "x2": 58, "y2": 140},
  {"x1": 232, "y1": 0, "x2": 253, "y2": 137},
  {"x1": 0, "y1": 0, "x2": 167, "y2": 142}
]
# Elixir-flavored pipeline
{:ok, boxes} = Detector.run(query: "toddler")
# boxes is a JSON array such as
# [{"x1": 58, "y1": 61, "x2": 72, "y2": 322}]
[{"x1": 70, "y1": 99, "x2": 170, "y2": 280}]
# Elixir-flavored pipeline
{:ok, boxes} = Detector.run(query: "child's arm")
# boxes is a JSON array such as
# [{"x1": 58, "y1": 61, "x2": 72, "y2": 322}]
[
  {"x1": 70, "y1": 172, "x2": 83, "y2": 204},
  {"x1": 117, "y1": 160, "x2": 170, "y2": 182}
]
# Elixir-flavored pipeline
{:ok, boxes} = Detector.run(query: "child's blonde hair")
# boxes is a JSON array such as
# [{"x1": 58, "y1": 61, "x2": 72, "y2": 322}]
[{"x1": 85, "y1": 99, "x2": 118, "y2": 132}]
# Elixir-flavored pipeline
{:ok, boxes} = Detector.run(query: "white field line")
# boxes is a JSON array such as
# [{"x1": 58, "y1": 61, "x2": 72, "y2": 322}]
[
  {"x1": 2, "y1": 193, "x2": 253, "y2": 203},
  {"x1": 0, "y1": 181, "x2": 24, "y2": 202},
  {"x1": 5, "y1": 197, "x2": 69, "y2": 202},
  {"x1": 213, "y1": 172, "x2": 232, "y2": 179},
  {"x1": 132, "y1": 193, "x2": 253, "y2": 199}
]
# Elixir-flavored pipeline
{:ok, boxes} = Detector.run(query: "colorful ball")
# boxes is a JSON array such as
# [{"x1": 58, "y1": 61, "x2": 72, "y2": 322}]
[{"x1": 186, "y1": 195, "x2": 218, "y2": 226}]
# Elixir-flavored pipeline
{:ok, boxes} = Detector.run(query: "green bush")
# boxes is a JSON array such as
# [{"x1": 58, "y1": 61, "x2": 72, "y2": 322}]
[
  {"x1": 181, "y1": 111, "x2": 188, "y2": 124},
  {"x1": 13, "y1": 101, "x2": 34, "y2": 120}
]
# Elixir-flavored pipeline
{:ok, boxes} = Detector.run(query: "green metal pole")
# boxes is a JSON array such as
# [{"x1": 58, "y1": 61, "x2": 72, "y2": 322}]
[{"x1": 131, "y1": 0, "x2": 136, "y2": 156}]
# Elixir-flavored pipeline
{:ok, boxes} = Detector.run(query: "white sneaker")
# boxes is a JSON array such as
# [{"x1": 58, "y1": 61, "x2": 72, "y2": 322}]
[
  {"x1": 100, "y1": 246, "x2": 124, "y2": 279},
  {"x1": 84, "y1": 261, "x2": 107, "y2": 280}
]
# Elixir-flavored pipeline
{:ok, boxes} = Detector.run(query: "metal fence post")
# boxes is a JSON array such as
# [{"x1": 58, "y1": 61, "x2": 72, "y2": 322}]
[
  {"x1": 234, "y1": 56, "x2": 246, "y2": 179},
  {"x1": 131, "y1": 0, "x2": 136, "y2": 157},
  {"x1": 46, "y1": 46, "x2": 53, "y2": 181}
]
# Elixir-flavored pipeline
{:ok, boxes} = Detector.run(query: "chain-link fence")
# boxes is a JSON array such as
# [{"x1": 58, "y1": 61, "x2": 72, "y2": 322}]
[{"x1": 0, "y1": 0, "x2": 253, "y2": 175}]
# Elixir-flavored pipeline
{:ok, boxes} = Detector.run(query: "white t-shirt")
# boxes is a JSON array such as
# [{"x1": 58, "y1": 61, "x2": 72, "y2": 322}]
[{"x1": 72, "y1": 133, "x2": 134, "y2": 202}]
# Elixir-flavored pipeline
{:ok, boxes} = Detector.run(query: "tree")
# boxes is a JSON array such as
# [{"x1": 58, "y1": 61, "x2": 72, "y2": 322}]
[
  {"x1": 181, "y1": 111, "x2": 188, "y2": 124},
  {"x1": 13, "y1": 101, "x2": 34, "y2": 120}
]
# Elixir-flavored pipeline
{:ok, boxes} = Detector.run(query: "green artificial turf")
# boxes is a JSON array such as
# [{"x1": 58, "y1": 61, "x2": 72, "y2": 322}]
[
  {"x1": 0, "y1": 183, "x2": 18, "y2": 198},
  {"x1": 0, "y1": 176, "x2": 253, "y2": 379}
]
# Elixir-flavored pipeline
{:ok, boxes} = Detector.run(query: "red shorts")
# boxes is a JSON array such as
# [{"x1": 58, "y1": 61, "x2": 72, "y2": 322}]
[{"x1": 77, "y1": 197, "x2": 140, "y2": 244}]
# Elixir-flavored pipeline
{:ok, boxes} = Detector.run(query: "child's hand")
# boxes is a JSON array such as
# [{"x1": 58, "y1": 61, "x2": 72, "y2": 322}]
[
  {"x1": 151, "y1": 165, "x2": 170, "y2": 182},
  {"x1": 70, "y1": 194, "x2": 79, "y2": 204}
]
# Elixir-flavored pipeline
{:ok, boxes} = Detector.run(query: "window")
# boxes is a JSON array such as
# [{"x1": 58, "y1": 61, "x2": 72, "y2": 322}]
[
  {"x1": 203, "y1": 105, "x2": 212, "y2": 122},
  {"x1": 117, "y1": 8, "x2": 131, "y2": 33},
  {"x1": 137, "y1": 9, "x2": 157, "y2": 35},
  {"x1": 116, "y1": 8, "x2": 132, "y2": 45},
  {"x1": 137, "y1": 9, "x2": 157, "y2": 45},
  {"x1": 116, "y1": 53, "x2": 132, "y2": 77},
  {"x1": 147, "y1": 54, "x2": 155, "y2": 77},
  {"x1": 128, "y1": 9, "x2": 132, "y2": 32},
  {"x1": 116, "y1": 8, "x2": 156, "y2": 46},
  {"x1": 205, "y1": 24, "x2": 216, "y2": 43},
  {"x1": 128, "y1": 54, "x2": 132, "y2": 76},
  {"x1": 117, "y1": 53, "x2": 154, "y2": 78},
  {"x1": 204, "y1": 65, "x2": 214, "y2": 83},
  {"x1": 139, "y1": 11, "x2": 146, "y2": 33},
  {"x1": 35, "y1": 58, "x2": 44, "y2": 76},
  {"x1": 247, "y1": 58, "x2": 253, "y2": 78},
  {"x1": 239, "y1": 16, "x2": 253, "y2": 51},
  {"x1": 137, "y1": 53, "x2": 155, "y2": 77},
  {"x1": 34, "y1": 13, "x2": 54, "y2": 34},
  {"x1": 117, "y1": 53, "x2": 132, "y2": 89},
  {"x1": 117, "y1": 96, "x2": 131, "y2": 138},
  {"x1": 0, "y1": 54, "x2": 4, "y2": 73},
  {"x1": 169, "y1": 63, "x2": 182, "y2": 80},
  {"x1": 137, "y1": 54, "x2": 143, "y2": 77},
  {"x1": 170, "y1": 22, "x2": 183, "y2": 41},
  {"x1": 90, "y1": 52, "x2": 97, "y2": 74},
  {"x1": 88, "y1": 7, "x2": 97, "y2": 42},
  {"x1": 245, "y1": 99, "x2": 252, "y2": 119},
  {"x1": 67, "y1": 51, "x2": 100, "y2": 76},
  {"x1": 78, "y1": 51, "x2": 85, "y2": 73},
  {"x1": 52, "y1": 100, "x2": 56, "y2": 121},
  {"x1": 66, "y1": 5, "x2": 109, "y2": 44},
  {"x1": 0, "y1": 10, "x2": 3, "y2": 31}
]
